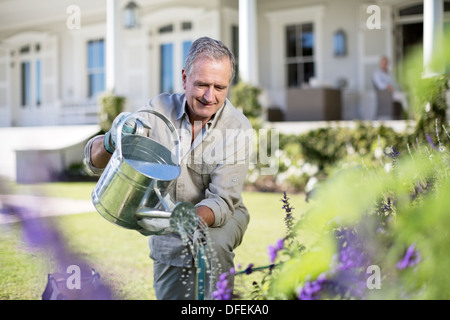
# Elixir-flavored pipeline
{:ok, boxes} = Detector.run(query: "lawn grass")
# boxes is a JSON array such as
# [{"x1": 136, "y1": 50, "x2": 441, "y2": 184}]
[
  {"x1": 11, "y1": 181, "x2": 95, "y2": 200},
  {"x1": 1, "y1": 182, "x2": 307, "y2": 300}
]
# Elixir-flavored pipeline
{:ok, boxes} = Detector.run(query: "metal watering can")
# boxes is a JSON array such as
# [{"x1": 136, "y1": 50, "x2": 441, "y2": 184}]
[
  {"x1": 92, "y1": 109, "x2": 206, "y2": 300},
  {"x1": 92, "y1": 109, "x2": 198, "y2": 235}
]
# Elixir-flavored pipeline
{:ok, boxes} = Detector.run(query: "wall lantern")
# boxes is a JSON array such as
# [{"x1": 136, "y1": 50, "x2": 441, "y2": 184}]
[
  {"x1": 123, "y1": 1, "x2": 140, "y2": 29},
  {"x1": 333, "y1": 29, "x2": 347, "y2": 57}
]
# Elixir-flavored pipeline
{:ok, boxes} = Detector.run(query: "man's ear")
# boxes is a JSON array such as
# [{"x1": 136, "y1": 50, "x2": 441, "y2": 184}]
[{"x1": 182, "y1": 69, "x2": 187, "y2": 90}]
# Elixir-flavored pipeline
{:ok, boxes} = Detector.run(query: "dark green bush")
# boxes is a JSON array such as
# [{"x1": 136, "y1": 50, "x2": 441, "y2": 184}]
[
  {"x1": 412, "y1": 76, "x2": 449, "y2": 143},
  {"x1": 230, "y1": 81, "x2": 262, "y2": 128},
  {"x1": 98, "y1": 92, "x2": 126, "y2": 133},
  {"x1": 280, "y1": 123, "x2": 407, "y2": 172},
  {"x1": 399, "y1": 28, "x2": 450, "y2": 144}
]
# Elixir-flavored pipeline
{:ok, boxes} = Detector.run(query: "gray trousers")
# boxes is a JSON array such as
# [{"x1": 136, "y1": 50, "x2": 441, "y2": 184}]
[{"x1": 152, "y1": 210, "x2": 249, "y2": 300}]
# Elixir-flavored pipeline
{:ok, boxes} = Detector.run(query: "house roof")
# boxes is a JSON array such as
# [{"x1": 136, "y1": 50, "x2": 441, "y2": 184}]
[{"x1": 0, "y1": 0, "x2": 106, "y2": 32}]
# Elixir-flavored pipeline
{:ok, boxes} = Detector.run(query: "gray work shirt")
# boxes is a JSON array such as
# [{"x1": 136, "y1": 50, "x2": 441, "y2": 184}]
[{"x1": 84, "y1": 93, "x2": 253, "y2": 267}]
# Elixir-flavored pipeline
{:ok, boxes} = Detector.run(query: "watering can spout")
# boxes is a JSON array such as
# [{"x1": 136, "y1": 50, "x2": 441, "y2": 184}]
[{"x1": 135, "y1": 201, "x2": 199, "y2": 236}]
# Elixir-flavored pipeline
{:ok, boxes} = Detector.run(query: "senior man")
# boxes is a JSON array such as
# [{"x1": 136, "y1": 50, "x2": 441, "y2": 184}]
[{"x1": 84, "y1": 37, "x2": 252, "y2": 299}]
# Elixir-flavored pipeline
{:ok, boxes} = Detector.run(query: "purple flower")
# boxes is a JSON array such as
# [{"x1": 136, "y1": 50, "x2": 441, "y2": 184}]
[
  {"x1": 276, "y1": 238, "x2": 284, "y2": 250},
  {"x1": 268, "y1": 246, "x2": 277, "y2": 264},
  {"x1": 387, "y1": 146, "x2": 400, "y2": 158},
  {"x1": 268, "y1": 238, "x2": 285, "y2": 263},
  {"x1": 320, "y1": 227, "x2": 373, "y2": 299},
  {"x1": 281, "y1": 192, "x2": 295, "y2": 234},
  {"x1": 336, "y1": 228, "x2": 370, "y2": 272},
  {"x1": 331, "y1": 269, "x2": 368, "y2": 298},
  {"x1": 5, "y1": 204, "x2": 113, "y2": 300},
  {"x1": 396, "y1": 244, "x2": 421, "y2": 270},
  {"x1": 212, "y1": 268, "x2": 235, "y2": 300},
  {"x1": 297, "y1": 274, "x2": 327, "y2": 300},
  {"x1": 426, "y1": 133, "x2": 437, "y2": 150},
  {"x1": 244, "y1": 263, "x2": 254, "y2": 275}
]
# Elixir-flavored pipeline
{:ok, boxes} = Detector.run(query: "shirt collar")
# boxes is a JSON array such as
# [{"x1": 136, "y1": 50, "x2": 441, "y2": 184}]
[{"x1": 175, "y1": 95, "x2": 188, "y2": 121}]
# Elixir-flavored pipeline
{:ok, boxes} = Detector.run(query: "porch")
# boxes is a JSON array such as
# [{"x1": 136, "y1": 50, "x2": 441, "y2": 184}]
[
  {"x1": 59, "y1": 102, "x2": 100, "y2": 125},
  {"x1": 0, "y1": 124, "x2": 100, "y2": 183}
]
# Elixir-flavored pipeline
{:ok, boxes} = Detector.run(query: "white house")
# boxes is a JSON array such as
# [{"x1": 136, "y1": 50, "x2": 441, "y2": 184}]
[
  {"x1": 0, "y1": 0, "x2": 449, "y2": 127},
  {"x1": 0, "y1": 0, "x2": 449, "y2": 182}
]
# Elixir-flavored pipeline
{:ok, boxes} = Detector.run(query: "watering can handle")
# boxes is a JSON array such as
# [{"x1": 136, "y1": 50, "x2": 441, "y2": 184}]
[{"x1": 115, "y1": 109, "x2": 181, "y2": 165}]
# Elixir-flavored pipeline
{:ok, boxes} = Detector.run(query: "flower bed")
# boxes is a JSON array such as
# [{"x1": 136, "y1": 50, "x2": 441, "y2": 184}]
[{"x1": 227, "y1": 122, "x2": 450, "y2": 299}]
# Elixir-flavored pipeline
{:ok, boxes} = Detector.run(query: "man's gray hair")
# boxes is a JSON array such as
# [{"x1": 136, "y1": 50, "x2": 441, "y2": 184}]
[{"x1": 184, "y1": 37, "x2": 236, "y2": 83}]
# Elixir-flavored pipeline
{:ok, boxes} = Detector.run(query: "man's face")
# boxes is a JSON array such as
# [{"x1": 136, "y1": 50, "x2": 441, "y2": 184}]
[
  {"x1": 182, "y1": 56, "x2": 231, "y2": 125},
  {"x1": 380, "y1": 57, "x2": 389, "y2": 72}
]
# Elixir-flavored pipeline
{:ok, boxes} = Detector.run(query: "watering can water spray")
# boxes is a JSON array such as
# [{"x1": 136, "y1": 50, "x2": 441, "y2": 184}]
[{"x1": 92, "y1": 110, "x2": 206, "y2": 299}]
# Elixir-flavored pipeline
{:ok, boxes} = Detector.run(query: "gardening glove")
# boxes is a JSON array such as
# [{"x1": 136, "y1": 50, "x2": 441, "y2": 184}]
[
  {"x1": 104, "y1": 112, "x2": 152, "y2": 154},
  {"x1": 136, "y1": 217, "x2": 173, "y2": 236},
  {"x1": 136, "y1": 193, "x2": 177, "y2": 236}
]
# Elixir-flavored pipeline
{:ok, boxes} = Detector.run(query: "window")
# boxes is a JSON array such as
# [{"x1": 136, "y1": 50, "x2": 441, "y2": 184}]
[
  {"x1": 19, "y1": 44, "x2": 41, "y2": 107},
  {"x1": 333, "y1": 30, "x2": 347, "y2": 57},
  {"x1": 181, "y1": 22, "x2": 192, "y2": 31},
  {"x1": 20, "y1": 45, "x2": 30, "y2": 54},
  {"x1": 87, "y1": 39, "x2": 105, "y2": 98},
  {"x1": 159, "y1": 24, "x2": 174, "y2": 34},
  {"x1": 182, "y1": 40, "x2": 192, "y2": 64},
  {"x1": 156, "y1": 20, "x2": 194, "y2": 93},
  {"x1": 160, "y1": 43, "x2": 174, "y2": 93},
  {"x1": 36, "y1": 59, "x2": 41, "y2": 106},
  {"x1": 285, "y1": 23, "x2": 315, "y2": 87},
  {"x1": 20, "y1": 61, "x2": 31, "y2": 106},
  {"x1": 160, "y1": 41, "x2": 192, "y2": 93}
]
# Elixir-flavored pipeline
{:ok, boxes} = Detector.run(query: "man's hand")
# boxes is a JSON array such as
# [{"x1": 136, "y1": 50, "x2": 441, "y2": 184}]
[
  {"x1": 104, "y1": 112, "x2": 131, "y2": 154},
  {"x1": 136, "y1": 217, "x2": 173, "y2": 236},
  {"x1": 104, "y1": 112, "x2": 152, "y2": 154},
  {"x1": 90, "y1": 135, "x2": 113, "y2": 169},
  {"x1": 196, "y1": 206, "x2": 214, "y2": 227}
]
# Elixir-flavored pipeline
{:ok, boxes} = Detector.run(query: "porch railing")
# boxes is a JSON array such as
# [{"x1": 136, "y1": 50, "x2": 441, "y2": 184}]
[{"x1": 59, "y1": 102, "x2": 100, "y2": 125}]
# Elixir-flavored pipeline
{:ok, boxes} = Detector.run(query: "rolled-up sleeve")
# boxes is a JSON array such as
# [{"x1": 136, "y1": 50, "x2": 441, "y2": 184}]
[
  {"x1": 194, "y1": 125, "x2": 253, "y2": 228},
  {"x1": 83, "y1": 135, "x2": 106, "y2": 176},
  {"x1": 196, "y1": 162, "x2": 249, "y2": 227}
]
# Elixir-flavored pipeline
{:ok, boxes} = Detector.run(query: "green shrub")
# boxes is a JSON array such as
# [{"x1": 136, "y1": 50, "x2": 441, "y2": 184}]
[
  {"x1": 230, "y1": 81, "x2": 262, "y2": 128},
  {"x1": 295, "y1": 123, "x2": 406, "y2": 169},
  {"x1": 98, "y1": 92, "x2": 126, "y2": 133},
  {"x1": 258, "y1": 123, "x2": 408, "y2": 193},
  {"x1": 242, "y1": 126, "x2": 450, "y2": 300},
  {"x1": 412, "y1": 75, "x2": 449, "y2": 143},
  {"x1": 399, "y1": 28, "x2": 450, "y2": 144}
]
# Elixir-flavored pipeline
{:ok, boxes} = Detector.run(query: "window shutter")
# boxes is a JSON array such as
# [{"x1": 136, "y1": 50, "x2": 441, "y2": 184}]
[
  {"x1": 40, "y1": 35, "x2": 58, "y2": 106},
  {"x1": 0, "y1": 48, "x2": 10, "y2": 125}
]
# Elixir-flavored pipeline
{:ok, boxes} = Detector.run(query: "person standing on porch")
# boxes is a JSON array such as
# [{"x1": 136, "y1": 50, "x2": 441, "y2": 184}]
[
  {"x1": 372, "y1": 55, "x2": 403, "y2": 119},
  {"x1": 372, "y1": 55, "x2": 396, "y2": 92},
  {"x1": 84, "y1": 37, "x2": 253, "y2": 299}
]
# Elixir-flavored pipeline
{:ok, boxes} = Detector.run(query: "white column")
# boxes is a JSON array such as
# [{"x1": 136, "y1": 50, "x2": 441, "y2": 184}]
[
  {"x1": 239, "y1": 0, "x2": 258, "y2": 85},
  {"x1": 106, "y1": 0, "x2": 119, "y2": 92},
  {"x1": 423, "y1": 0, "x2": 444, "y2": 77}
]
